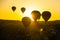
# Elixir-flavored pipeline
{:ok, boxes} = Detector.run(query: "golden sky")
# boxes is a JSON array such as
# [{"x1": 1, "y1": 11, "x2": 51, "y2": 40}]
[{"x1": 0, "y1": 0, "x2": 60, "y2": 21}]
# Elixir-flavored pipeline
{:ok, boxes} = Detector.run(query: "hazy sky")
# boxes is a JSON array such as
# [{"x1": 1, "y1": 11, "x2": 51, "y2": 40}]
[{"x1": 0, "y1": 0, "x2": 60, "y2": 21}]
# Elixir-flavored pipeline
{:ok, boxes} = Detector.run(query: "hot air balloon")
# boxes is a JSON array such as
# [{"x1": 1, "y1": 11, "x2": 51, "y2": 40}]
[
  {"x1": 12, "y1": 6, "x2": 16, "y2": 12},
  {"x1": 31, "y1": 10, "x2": 41, "y2": 21},
  {"x1": 22, "y1": 17, "x2": 31, "y2": 27},
  {"x1": 42, "y1": 11, "x2": 51, "y2": 22},
  {"x1": 21, "y1": 7, "x2": 26, "y2": 13}
]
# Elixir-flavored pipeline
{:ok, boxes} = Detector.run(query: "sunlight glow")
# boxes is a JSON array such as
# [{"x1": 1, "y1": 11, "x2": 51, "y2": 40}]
[
  {"x1": 40, "y1": 28, "x2": 43, "y2": 32},
  {"x1": 23, "y1": 7, "x2": 36, "y2": 21}
]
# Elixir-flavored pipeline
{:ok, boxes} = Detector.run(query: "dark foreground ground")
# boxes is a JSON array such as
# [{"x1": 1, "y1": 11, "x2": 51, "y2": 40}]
[{"x1": 0, "y1": 19, "x2": 60, "y2": 40}]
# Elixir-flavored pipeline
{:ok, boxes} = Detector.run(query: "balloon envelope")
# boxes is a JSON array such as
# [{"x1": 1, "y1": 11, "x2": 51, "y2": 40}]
[
  {"x1": 31, "y1": 10, "x2": 41, "y2": 21},
  {"x1": 22, "y1": 17, "x2": 31, "y2": 27},
  {"x1": 12, "y1": 6, "x2": 16, "y2": 11},
  {"x1": 21, "y1": 7, "x2": 26, "y2": 13},
  {"x1": 42, "y1": 11, "x2": 51, "y2": 22}
]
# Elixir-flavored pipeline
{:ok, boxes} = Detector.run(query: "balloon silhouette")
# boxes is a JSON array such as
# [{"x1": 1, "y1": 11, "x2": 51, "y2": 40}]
[
  {"x1": 31, "y1": 10, "x2": 41, "y2": 21},
  {"x1": 21, "y1": 7, "x2": 26, "y2": 13},
  {"x1": 12, "y1": 6, "x2": 16, "y2": 12},
  {"x1": 22, "y1": 17, "x2": 31, "y2": 27},
  {"x1": 42, "y1": 11, "x2": 51, "y2": 22}
]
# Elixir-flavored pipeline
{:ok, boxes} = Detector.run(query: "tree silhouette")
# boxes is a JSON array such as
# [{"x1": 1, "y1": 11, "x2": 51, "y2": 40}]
[
  {"x1": 22, "y1": 17, "x2": 31, "y2": 27},
  {"x1": 42, "y1": 11, "x2": 51, "y2": 22},
  {"x1": 31, "y1": 10, "x2": 41, "y2": 21}
]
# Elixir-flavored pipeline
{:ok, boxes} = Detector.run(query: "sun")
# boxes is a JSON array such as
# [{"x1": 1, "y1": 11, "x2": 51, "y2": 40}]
[
  {"x1": 23, "y1": 11, "x2": 34, "y2": 21},
  {"x1": 22, "y1": 6, "x2": 40, "y2": 21},
  {"x1": 23, "y1": 8, "x2": 35, "y2": 21}
]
